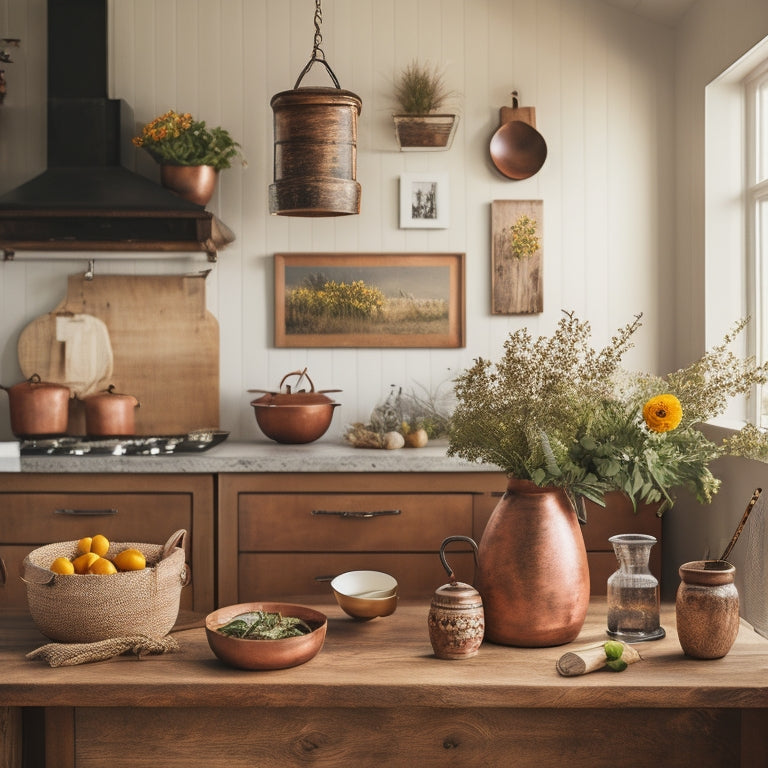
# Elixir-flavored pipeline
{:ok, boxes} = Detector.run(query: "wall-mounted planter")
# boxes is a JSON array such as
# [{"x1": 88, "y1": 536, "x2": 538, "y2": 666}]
[{"x1": 393, "y1": 114, "x2": 458, "y2": 151}]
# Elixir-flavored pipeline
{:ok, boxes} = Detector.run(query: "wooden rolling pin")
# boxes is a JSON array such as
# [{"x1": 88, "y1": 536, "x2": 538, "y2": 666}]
[{"x1": 557, "y1": 641, "x2": 642, "y2": 676}]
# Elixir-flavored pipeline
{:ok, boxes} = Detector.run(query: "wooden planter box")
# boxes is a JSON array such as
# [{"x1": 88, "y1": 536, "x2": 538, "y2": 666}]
[{"x1": 393, "y1": 114, "x2": 458, "y2": 151}]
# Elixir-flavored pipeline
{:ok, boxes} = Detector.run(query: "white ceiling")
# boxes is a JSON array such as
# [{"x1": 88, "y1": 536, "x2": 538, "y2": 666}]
[{"x1": 601, "y1": 0, "x2": 699, "y2": 26}]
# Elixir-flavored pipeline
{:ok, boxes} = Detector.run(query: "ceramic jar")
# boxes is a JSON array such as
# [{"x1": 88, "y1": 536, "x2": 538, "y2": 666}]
[
  {"x1": 676, "y1": 560, "x2": 740, "y2": 659},
  {"x1": 428, "y1": 536, "x2": 484, "y2": 659}
]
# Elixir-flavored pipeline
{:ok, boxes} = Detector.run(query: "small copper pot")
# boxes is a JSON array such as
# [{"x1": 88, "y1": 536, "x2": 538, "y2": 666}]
[
  {"x1": 1, "y1": 374, "x2": 71, "y2": 437},
  {"x1": 83, "y1": 385, "x2": 140, "y2": 437}
]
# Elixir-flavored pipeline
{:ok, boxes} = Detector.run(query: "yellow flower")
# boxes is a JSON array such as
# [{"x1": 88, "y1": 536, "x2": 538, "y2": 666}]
[{"x1": 643, "y1": 394, "x2": 683, "y2": 433}]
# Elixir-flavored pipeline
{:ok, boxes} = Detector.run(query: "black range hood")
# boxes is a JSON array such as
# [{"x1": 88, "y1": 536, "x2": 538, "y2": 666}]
[{"x1": 0, "y1": 0, "x2": 226, "y2": 261}]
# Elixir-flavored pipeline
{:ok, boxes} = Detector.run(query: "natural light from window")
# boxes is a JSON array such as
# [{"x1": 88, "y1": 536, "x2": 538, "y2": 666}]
[{"x1": 746, "y1": 63, "x2": 768, "y2": 427}]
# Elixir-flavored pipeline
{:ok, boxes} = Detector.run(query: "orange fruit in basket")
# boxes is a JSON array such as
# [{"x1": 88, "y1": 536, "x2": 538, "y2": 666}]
[
  {"x1": 113, "y1": 548, "x2": 147, "y2": 572},
  {"x1": 50, "y1": 557, "x2": 75, "y2": 575},
  {"x1": 90, "y1": 534, "x2": 110, "y2": 557},
  {"x1": 73, "y1": 552, "x2": 100, "y2": 574},
  {"x1": 77, "y1": 536, "x2": 93, "y2": 554},
  {"x1": 88, "y1": 557, "x2": 118, "y2": 575}
]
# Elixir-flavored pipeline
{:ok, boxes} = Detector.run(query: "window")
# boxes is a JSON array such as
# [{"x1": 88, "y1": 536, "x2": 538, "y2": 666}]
[{"x1": 746, "y1": 63, "x2": 768, "y2": 427}]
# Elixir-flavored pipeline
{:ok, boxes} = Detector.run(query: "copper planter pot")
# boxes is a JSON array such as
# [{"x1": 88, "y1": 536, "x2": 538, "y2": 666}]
[
  {"x1": 160, "y1": 164, "x2": 218, "y2": 206},
  {"x1": 476, "y1": 478, "x2": 590, "y2": 647}
]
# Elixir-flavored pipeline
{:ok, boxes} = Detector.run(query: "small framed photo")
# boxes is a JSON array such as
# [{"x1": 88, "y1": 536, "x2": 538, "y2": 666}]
[{"x1": 399, "y1": 173, "x2": 450, "y2": 229}]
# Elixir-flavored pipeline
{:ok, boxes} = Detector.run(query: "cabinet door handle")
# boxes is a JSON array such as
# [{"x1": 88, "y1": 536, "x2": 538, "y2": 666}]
[
  {"x1": 54, "y1": 508, "x2": 119, "y2": 516},
  {"x1": 0, "y1": 557, "x2": 6, "y2": 586},
  {"x1": 311, "y1": 509, "x2": 401, "y2": 519}
]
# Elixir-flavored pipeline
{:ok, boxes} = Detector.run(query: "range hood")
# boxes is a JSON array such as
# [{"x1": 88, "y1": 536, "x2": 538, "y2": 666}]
[{"x1": 0, "y1": 0, "x2": 229, "y2": 262}]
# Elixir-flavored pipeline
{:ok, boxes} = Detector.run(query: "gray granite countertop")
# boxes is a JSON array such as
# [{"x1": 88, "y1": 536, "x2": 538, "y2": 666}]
[{"x1": 7, "y1": 439, "x2": 505, "y2": 474}]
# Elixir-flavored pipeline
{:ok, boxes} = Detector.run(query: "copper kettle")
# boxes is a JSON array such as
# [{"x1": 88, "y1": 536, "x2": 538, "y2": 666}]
[{"x1": 427, "y1": 535, "x2": 484, "y2": 659}]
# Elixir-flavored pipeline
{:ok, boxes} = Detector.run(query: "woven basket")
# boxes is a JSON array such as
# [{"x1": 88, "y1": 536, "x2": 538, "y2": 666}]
[{"x1": 22, "y1": 529, "x2": 189, "y2": 643}]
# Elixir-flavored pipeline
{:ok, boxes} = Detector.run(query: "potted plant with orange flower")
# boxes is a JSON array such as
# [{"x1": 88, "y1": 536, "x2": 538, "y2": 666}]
[
  {"x1": 446, "y1": 311, "x2": 768, "y2": 646},
  {"x1": 132, "y1": 110, "x2": 243, "y2": 206}
]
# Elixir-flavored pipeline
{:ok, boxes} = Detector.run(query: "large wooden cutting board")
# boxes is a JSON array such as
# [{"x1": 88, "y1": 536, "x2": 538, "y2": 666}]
[{"x1": 18, "y1": 273, "x2": 219, "y2": 436}]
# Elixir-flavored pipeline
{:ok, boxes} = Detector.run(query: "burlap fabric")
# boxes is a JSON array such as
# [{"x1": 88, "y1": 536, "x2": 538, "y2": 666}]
[
  {"x1": 27, "y1": 634, "x2": 180, "y2": 667},
  {"x1": 22, "y1": 530, "x2": 188, "y2": 643}
]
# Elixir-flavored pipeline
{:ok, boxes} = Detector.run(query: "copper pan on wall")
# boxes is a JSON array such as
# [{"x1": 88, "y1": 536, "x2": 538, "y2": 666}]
[{"x1": 490, "y1": 92, "x2": 548, "y2": 180}]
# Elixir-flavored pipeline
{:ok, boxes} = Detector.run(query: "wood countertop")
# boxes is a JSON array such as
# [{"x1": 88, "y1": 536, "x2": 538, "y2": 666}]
[{"x1": 3, "y1": 598, "x2": 768, "y2": 710}]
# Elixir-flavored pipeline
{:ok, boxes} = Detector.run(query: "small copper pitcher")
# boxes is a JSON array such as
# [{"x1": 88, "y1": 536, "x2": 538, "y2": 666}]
[{"x1": 428, "y1": 535, "x2": 484, "y2": 660}]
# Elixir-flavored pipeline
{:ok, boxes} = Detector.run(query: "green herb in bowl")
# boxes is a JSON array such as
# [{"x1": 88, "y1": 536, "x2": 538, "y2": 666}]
[{"x1": 216, "y1": 610, "x2": 313, "y2": 640}]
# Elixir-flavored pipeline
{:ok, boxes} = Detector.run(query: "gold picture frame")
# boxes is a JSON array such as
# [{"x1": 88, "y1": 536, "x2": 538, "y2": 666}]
[{"x1": 275, "y1": 252, "x2": 465, "y2": 348}]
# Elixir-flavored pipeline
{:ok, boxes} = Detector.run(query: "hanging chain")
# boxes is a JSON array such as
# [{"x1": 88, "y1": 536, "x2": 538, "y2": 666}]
[
  {"x1": 292, "y1": 0, "x2": 340, "y2": 89},
  {"x1": 311, "y1": 0, "x2": 326, "y2": 61}
]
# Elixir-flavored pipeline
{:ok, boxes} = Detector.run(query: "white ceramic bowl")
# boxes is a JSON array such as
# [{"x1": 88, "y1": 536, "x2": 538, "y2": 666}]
[{"x1": 330, "y1": 571, "x2": 398, "y2": 620}]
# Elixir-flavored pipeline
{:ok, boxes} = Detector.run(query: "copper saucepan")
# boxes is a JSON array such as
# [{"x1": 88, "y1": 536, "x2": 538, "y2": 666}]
[
  {"x1": 248, "y1": 369, "x2": 341, "y2": 444},
  {"x1": 0, "y1": 373, "x2": 72, "y2": 438},
  {"x1": 81, "y1": 385, "x2": 140, "y2": 437}
]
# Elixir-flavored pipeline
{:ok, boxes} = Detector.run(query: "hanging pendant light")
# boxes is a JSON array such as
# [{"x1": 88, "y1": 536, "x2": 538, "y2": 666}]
[{"x1": 269, "y1": 0, "x2": 362, "y2": 217}]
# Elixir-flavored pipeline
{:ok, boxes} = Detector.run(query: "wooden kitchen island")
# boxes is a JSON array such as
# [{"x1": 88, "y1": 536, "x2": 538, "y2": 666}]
[{"x1": 2, "y1": 599, "x2": 768, "y2": 768}]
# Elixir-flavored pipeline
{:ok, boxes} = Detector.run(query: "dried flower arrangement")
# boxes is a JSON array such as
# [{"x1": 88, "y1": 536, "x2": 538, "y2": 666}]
[{"x1": 447, "y1": 312, "x2": 768, "y2": 516}]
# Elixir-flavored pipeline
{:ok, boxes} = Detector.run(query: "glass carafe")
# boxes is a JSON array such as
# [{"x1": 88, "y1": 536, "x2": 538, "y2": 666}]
[{"x1": 606, "y1": 534, "x2": 665, "y2": 642}]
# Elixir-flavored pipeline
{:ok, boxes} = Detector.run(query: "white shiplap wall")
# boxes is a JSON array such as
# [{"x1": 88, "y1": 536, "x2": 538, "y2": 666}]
[{"x1": 0, "y1": 0, "x2": 677, "y2": 441}]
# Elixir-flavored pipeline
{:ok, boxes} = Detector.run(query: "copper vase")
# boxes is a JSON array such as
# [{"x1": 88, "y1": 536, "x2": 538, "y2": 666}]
[
  {"x1": 160, "y1": 164, "x2": 218, "y2": 206},
  {"x1": 476, "y1": 478, "x2": 590, "y2": 646}
]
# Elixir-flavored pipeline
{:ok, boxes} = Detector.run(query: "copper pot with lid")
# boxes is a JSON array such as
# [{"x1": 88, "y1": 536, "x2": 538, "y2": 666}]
[
  {"x1": 82, "y1": 385, "x2": 140, "y2": 437},
  {"x1": 0, "y1": 373, "x2": 72, "y2": 438},
  {"x1": 248, "y1": 369, "x2": 341, "y2": 444}
]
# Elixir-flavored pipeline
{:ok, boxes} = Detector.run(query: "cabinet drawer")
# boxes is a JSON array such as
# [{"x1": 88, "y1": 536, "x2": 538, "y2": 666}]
[
  {"x1": 239, "y1": 551, "x2": 477, "y2": 600},
  {"x1": 239, "y1": 494, "x2": 473, "y2": 552},
  {"x1": 0, "y1": 493, "x2": 191, "y2": 543}
]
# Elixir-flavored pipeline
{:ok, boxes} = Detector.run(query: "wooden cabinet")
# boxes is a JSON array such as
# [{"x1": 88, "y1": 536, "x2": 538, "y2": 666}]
[
  {"x1": 218, "y1": 472, "x2": 508, "y2": 605},
  {"x1": 0, "y1": 473, "x2": 215, "y2": 614},
  {"x1": 221, "y1": 475, "x2": 662, "y2": 605}
]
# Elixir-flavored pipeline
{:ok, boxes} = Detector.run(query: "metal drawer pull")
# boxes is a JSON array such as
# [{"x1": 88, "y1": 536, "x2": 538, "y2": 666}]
[
  {"x1": 54, "y1": 508, "x2": 119, "y2": 516},
  {"x1": 311, "y1": 509, "x2": 401, "y2": 519}
]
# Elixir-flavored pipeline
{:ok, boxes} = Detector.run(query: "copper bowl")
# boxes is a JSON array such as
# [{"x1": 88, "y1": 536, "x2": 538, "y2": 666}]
[
  {"x1": 205, "y1": 602, "x2": 327, "y2": 670},
  {"x1": 250, "y1": 400, "x2": 340, "y2": 444}
]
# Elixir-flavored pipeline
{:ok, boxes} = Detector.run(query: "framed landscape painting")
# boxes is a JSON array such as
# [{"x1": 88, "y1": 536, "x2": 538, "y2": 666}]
[{"x1": 274, "y1": 252, "x2": 465, "y2": 348}]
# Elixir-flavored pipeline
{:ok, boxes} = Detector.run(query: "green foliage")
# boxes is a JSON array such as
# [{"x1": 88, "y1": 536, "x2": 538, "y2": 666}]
[
  {"x1": 447, "y1": 312, "x2": 768, "y2": 513},
  {"x1": 133, "y1": 110, "x2": 243, "y2": 170}
]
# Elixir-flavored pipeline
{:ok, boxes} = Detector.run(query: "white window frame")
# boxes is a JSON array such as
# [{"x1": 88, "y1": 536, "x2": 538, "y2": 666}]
[
  {"x1": 705, "y1": 38, "x2": 768, "y2": 427},
  {"x1": 745, "y1": 64, "x2": 768, "y2": 427}
]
